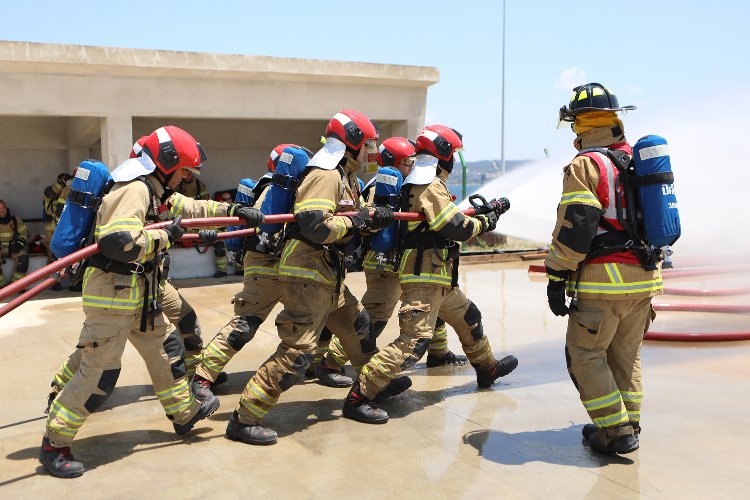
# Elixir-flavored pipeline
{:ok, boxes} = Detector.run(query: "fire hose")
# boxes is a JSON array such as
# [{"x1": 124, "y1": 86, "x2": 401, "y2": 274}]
[{"x1": 0, "y1": 207, "x2": 485, "y2": 317}]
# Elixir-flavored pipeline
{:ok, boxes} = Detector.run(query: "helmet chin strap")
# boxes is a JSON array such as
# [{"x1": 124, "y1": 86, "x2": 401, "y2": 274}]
[{"x1": 438, "y1": 156, "x2": 454, "y2": 174}]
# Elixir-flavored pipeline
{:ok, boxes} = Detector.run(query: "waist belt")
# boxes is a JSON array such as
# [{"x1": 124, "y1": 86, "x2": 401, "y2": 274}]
[
  {"x1": 402, "y1": 230, "x2": 460, "y2": 288},
  {"x1": 88, "y1": 254, "x2": 155, "y2": 275}
]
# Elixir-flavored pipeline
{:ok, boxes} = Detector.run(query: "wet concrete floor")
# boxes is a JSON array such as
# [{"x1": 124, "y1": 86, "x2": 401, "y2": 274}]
[{"x1": 1, "y1": 260, "x2": 749, "y2": 498}]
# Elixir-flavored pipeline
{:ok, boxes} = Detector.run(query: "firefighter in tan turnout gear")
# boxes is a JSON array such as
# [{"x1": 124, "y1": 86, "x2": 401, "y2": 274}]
[
  {"x1": 315, "y1": 137, "x2": 469, "y2": 382},
  {"x1": 42, "y1": 172, "x2": 73, "y2": 264},
  {"x1": 39, "y1": 126, "x2": 264, "y2": 478},
  {"x1": 548, "y1": 83, "x2": 662, "y2": 454},
  {"x1": 343, "y1": 125, "x2": 519, "y2": 424},
  {"x1": 224, "y1": 110, "x2": 398, "y2": 446},
  {"x1": 0, "y1": 200, "x2": 29, "y2": 289}
]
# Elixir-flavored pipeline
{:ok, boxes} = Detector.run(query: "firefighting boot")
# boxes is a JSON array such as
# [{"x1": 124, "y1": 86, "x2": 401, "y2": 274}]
[
  {"x1": 372, "y1": 376, "x2": 412, "y2": 404},
  {"x1": 476, "y1": 355, "x2": 519, "y2": 388},
  {"x1": 39, "y1": 438, "x2": 85, "y2": 478},
  {"x1": 225, "y1": 411, "x2": 278, "y2": 445},
  {"x1": 211, "y1": 371, "x2": 228, "y2": 388},
  {"x1": 589, "y1": 430, "x2": 639, "y2": 454},
  {"x1": 426, "y1": 350, "x2": 469, "y2": 368},
  {"x1": 584, "y1": 422, "x2": 641, "y2": 441},
  {"x1": 173, "y1": 394, "x2": 220, "y2": 435},
  {"x1": 342, "y1": 383, "x2": 389, "y2": 424},
  {"x1": 191, "y1": 375, "x2": 216, "y2": 402},
  {"x1": 315, "y1": 363, "x2": 353, "y2": 388}
]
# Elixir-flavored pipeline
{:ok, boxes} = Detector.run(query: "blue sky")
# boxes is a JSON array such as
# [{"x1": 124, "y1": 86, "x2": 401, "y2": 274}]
[{"x1": 2, "y1": 0, "x2": 748, "y2": 161}]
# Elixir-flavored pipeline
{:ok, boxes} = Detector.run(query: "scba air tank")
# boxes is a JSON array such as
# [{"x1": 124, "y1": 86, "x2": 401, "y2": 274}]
[
  {"x1": 225, "y1": 178, "x2": 257, "y2": 252},
  {"x1": 368, "y1": 166, "x2": 403, "y2": 253},
  {"x1": 259, "y1": 146, "x2": 310, "y2": 235},
  {"x1": 632, "y1": 135, "x2": 681, "y2": 248}
]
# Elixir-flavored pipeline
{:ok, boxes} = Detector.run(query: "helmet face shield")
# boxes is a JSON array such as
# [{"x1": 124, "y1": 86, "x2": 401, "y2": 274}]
[{"x1": 357, "y1": 138, "x2": 379, "y2": 174}]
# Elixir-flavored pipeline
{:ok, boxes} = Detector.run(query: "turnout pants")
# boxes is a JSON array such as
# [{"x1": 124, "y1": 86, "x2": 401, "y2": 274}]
[
  {"x1": 0, "y1": 249, "x2": 28, "y2": 287},
  {"x1": 195, "y1": 275, "x2": 283, "y2": 382},
  {"x1": 45, "y1": 308, "x2": 200, "y2": 447},
  {"x1": 51, "y1": 282, "x2": 203, "y2": 388},
  {"x1": 358, "y1": 284, "x2": 497, "y2": 399},
  {"x1": 321, "y1": 271, "x2": 451, "y2": 371},
  {"x1": 236, "y1": 281, "x2": 374, "y2": 425},
  {"x1": 566, "y1": 296, "x2": 654, "y2": 443}
]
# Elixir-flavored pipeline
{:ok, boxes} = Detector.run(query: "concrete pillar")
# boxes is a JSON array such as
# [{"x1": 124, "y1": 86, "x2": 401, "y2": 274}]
[
  {"x1": 67, "y1": 147, "x2": 91, "y2": 170},
  {"x1": 100, "y1": 115, "x2": 132, "y2": 169}
]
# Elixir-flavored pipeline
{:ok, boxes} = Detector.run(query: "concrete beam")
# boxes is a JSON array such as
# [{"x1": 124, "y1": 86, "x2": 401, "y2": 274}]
[{"x1": 100, "y1": 115, "x2": 132, "y2": 169}]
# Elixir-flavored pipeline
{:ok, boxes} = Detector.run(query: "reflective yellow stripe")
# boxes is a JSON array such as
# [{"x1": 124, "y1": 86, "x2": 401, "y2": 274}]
[
  {"x1": 621, "y1": 391, "x2": 643, "y2": 402},
  {"x1": 95, "y1": 217, "x2": 143, "y2": 237},
  {"x1": 559, "y1": 191, "x2": 602, "y2": 208},
  {"x1": 247, "y1": 380, "x2": 277, "y2": 405},
  {"x1": 169, "y1": 193, "x2": 186, "y2": 217},
  {"x1": 582, "y1": 390, "x2": 622, "y2": 411},
  {"x1": 240, "y1": 399, "x2": 269, "y2": 418},
  {"x1": 429, "y1": 203, "x2": 459, "y2": 231},
  {"x1": 592, "y1": 408, "x2": 629, "y2": 427},
  {"x1": 294, "y1": 198, "x2": 336, "y2": 213},
  {"x1": 155, "y1": 380, "x2": 190, "y2": 400},
  {"x1": 207, "y1": 342, "x2": 231, "y2": 362},
  {"x1": 50, "y1": 400, "x2": 85, "y2": 426},
  {"x1": 244, "y1": 265, "x2": 279, "y2": 277},
  {"x1": 163, "y1": 395, "x2": 195, "y2": 415},
  {"x1": 278, "y1": 240, "x2": 335, "y2": 286},
  {"x1": 568, "y1": 279, "x2": 663, "y2": 294}
]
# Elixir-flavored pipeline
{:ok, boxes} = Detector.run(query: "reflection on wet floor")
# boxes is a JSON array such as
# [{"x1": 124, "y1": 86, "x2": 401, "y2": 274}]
[{"x1": 0, "y1": 259, "x2": 748, "y2": 496}]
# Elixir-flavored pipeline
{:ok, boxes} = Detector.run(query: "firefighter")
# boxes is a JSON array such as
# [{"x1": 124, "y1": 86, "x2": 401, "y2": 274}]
[
  {"x1": 39, "y1": 126, "x2": 264, "y2": 478},
  {"x1": 313, "y1": 137, "x2": 468, "y2": 386},
  {"x1": 0, "y1": 199, "x2": 29, "y2": 289},
  {"x1": 343, "y1": 125, "x2": 519, "y2": 424},
  {"x1": 42, "y1": 172, "x2": 73, "y2": 264},
  {"x1": 549, "y1": 83, "x2": 662, "y2": 454},
  {"x1": 224, "y1": 110, "x2": 399, "y2": 446}
]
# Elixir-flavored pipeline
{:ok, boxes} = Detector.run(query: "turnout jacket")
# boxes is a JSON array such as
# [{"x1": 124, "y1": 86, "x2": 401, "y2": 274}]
[
  {"x1": 278, "y1": 157, "x2": 358, "y2": 289},
  {"x1": 43, "y1": 180, "x2": 71, "y2": 225},
  {"x1": 545, "y1": 126, "x2": 663, "y2": 300},
  {"x1": 0, "y1": 212, "x2": 27, "y2": 254},
  {"x1": 176, "y1": 177, "x2": 210, "y2": 200},
  {"x1": 242, "y1": 185, "x2": 282, "y2": 278},
  {"x1": 398, "y1": 169, "x2": 484, "y2": 288},
  {"x1": 82, "y1": 175, "x2": 229, "y2": 313}
]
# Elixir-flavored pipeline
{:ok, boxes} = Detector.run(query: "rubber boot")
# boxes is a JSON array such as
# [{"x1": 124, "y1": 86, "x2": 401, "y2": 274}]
[
  {"x1": 39, "y1": 438, "x2": 84, "y2": 478},
  {"x1": 173, "y1": 395, "x2": 220, "y2": 435},
  {"x1": 225, "y1": 411, "x2": 278, "y2": 445},
  {"x1": 584, "y1": 422, "x2": 641, "y2": 442},
  {"x1": 342, "y1": 383, "x2": 389, "y2": 424},
  {"x1": 191, "y1": 375, "x2": 216, "y2": 402},
  {"x1": 476, "y1": 355, "x2": 518, "y2": 388},
  {"x1": 372, "y1": 376, "x2": 412, "y2": 404},
  {"x1": 214, "y1": 271, "x2": 227, "y2": 278},
  {"x1": 426, "y1": 351, "x2": 469, "y2": 368},
  {"x1": 315, "y1": 364, "x2": 353, "y2": 388}
]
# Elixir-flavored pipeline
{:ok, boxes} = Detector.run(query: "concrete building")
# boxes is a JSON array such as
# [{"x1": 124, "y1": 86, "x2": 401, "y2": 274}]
[{"x1": 0, "y1": 40, "x2": 439, "y2": 223}]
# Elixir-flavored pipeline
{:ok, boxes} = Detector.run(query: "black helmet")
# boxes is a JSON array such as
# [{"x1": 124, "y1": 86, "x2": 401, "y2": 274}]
[{"x1": 558, "y1": 83, "x2": 636, "y2": 124}]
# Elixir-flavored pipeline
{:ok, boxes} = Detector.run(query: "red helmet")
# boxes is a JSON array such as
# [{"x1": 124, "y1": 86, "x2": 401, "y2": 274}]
[
  {"x1": 324, "y1": 110, "x2": 378, "y2": 151},
  {"x1": 267, "y1": 143, "x2": 313, "y2": 172},
  {"x1": 142, "y1": 126, "x2": 207, "y2": 176},
  {"x1": 129, "y1": 136, "x2": 148, "y2": 159},
  {"x1": 377, "y1": 137, "x2": 416, "y2": 167},
  {"x1": 415, "y1": 125, "x2": 463, "y2": 162}
]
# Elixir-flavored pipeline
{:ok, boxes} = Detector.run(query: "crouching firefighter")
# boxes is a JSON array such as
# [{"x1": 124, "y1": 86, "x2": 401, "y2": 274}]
[
  {"x1": 343, "y1": 125, "x2": 519, "y2": 424},
  {"x1": 548, "y1": 83, "x2": 666, "y2": 455},
  {"x1": 40, "y1": 126, "x2": 262, "y2": 478},
  {"x1": 225, "y1": 110, "x2": 395, "y2": 446}
]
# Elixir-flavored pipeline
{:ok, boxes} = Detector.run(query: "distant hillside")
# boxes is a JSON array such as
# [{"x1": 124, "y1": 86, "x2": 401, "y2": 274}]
[{"x1": 447, "y1": 158, "x2": 535, "y2": 187}]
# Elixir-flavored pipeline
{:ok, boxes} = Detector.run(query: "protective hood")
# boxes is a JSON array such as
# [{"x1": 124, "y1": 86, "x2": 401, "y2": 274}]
[
  {"x1": 403, "y1": 154, "x2": 438, "y2": 186},
  {"x1": 307, "y1": 137, "x2": 347, "y2": 171},
  {"x1": 110, "y1": 155, "x2": 157, "y2": 182}
]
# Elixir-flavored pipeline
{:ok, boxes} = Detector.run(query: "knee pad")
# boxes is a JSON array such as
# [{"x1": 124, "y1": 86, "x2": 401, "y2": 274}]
[
  {"x1": 214, "y1": 241, "x2": 226, "y2": 256},
  {"x1": 565, "y1": 346, "x2": 579, "y2": 389},
  {"x1": 16, "y1": 254, "x2": 29, "y2": 273},
  {"x1": 435, "y1": 317, "x2": 446, "y2": 329},
  {"x1": 319, "y1": 326, "x2": 333, "y2": 342},
  {"x1": 84, "y1": 368, "x2": 121, "y2": 412},
  {"x1": 177, "y1": 310, "x2": 197, "y2": 335},
  {"x1": 177, "y1": 311, "x2": 203, "y2": 352},
  {"x1": 163, "y1": 330, "x2": 187, "y2": 379},
  {"x1": 371, "y1": 320, "x2": 388, "y2": 339},
  {"x1": 400, "y1": 337, "x2": 431, "y2": 370},
  {"x1": 279, "y1": 353, "x2": 314, "y2": 391},
  {"x1": 227, "y1": 316, "x2": 262, "y2": 351},
  {"x1": 464, "y1": 302, "x2": 484, "y2": 341},
  {"x1": 354, "y1": 309, "x2": 370, "y2": 336}
]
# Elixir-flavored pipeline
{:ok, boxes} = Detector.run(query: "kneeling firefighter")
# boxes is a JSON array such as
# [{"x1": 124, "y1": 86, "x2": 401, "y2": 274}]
[
  {"x1": 343, "y1": 125, "x2": 519, "y2": 424},
  {"x1": 40, "y1": 126, "x2": 264, "y2": 478},
  {"x1": 548, "y1": 83, "x2": 665, "y2": 454}
]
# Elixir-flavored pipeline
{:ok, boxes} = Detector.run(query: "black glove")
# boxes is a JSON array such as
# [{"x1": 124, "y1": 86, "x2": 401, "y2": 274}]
[
  {"x1": 57, "y1": 172, "x2": 73, "y2": 184},
  {"x1": 9, "y1": 240, "x2": 24, "y2": 254},
  {"x1": 489, "y1": 197, "x2": 510, "y2": 216},
  {"x1": 546, "y1": 266, "x2": 570, "y2": 316},
  {"x1": 164, "y1": 215, "x2": 185, "y2": 244},
  {"x1": 231, "y1": 205, "x2": 264, "y2": 227},
  {"x1": 477, "y1": 212, "x2": 498, "y2": 233},
  {"x1": 199, "y1": 229, "x2": 218, "y2": 245},
  {"x1": 370, "y1": 206, "x2": 394, "y2": 230},
  {"x1": 348, "y1": 208, "x2": 373, "y2": 232}
]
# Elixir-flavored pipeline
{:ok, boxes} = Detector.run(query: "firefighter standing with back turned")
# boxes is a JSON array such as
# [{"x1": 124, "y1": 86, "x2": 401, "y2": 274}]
[
  {"x1": 39, "y1": 126, "x2": 263, "y2": 478},
  {"x1": 548, "y1": 83, "x2": 662, "y2": 454},
  {"x1": 343, "y1": 125, "x2": 519, "y2": 424}
]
